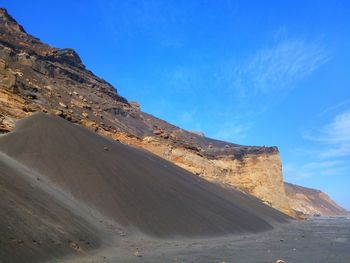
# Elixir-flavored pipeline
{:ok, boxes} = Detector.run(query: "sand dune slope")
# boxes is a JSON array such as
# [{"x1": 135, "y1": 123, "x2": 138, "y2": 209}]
[
  {"x1": 0, "y1": 152, "x2": 101, "y2": 263},
  {"x1": 0, "y1": 113, "x2": 289, "y2": 238}
]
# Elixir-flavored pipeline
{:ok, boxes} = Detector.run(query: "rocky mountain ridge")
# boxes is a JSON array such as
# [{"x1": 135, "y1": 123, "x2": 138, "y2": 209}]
[
  {"x1": 0, "y1": 8, "x2": 346, "y2": 217},
  {"x1": 285, "y1": 183, "x2": 348, "y2": 217}
]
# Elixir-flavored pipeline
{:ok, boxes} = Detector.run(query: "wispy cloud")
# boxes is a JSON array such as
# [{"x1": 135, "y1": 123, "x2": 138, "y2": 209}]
[
  {"x1": 317, "y1": 110, "x2": 350, "y2": 144},
  {"x1": 319, "y1": 99, "x2": 350, "y2": 116},
  {"x1": 284, "y1": 160, "x2": 347, "y2": 180},
  {"x1": 317, "y1": 144, "x2": 350, "y2": 159},
  {"x1": 302, "y1": 160, "x2": 345, "y2": 170},
  {"x1": 178, "y1": 109, "x2": 197, "y2": 126},
  {"x1": 287, "y1": 109, "x2": 350, "y2": 181},
  {"x1": 175, "y1": 109, "x2": 203, "y2": 133},
  {"x1": 165, "y1": 66, "x2": 201, "y2": 93},
  {"x1": 303, "y1": 110, "x2": 350, "y2": 158},
  {"x1": 311, "y1": 110, "x2": 350, "y2": 144},
  {"x1": 213, "y1": 38, "x2": 330, "y2": 142},
  {"x1": 214, "y1": 122, "x2": 251, "y2": 141},
  {"x1": 229, "y1": 39, "x2": 330, "y2": 96},
  {"x1": 283, "y1": 163, "x2": 313, "y2": 180},
  {"x1": 94, "y1": 0, "x2": 188, "y2": 45}
]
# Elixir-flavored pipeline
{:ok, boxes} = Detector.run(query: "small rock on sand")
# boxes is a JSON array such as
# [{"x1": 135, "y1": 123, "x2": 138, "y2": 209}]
[{"x1": 134, "y1": 248, "x2": 142, "y2": 257}]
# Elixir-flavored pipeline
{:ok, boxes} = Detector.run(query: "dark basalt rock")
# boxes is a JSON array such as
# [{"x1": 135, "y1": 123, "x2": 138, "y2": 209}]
[{"x1": 47, "y1": 48, "x2": 85, "y2": 69}]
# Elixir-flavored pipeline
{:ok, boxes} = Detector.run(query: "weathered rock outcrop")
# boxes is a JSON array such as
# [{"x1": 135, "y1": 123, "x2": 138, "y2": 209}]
[
  {"x1": 0, "y1": 8, "x2": 294, "y2": 215},
  {"x1": 285, "y1": 182, "x2": 348, "y2": 217}
]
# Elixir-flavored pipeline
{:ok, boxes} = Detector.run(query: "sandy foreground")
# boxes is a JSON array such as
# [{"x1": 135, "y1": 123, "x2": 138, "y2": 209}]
[{"x1": 58, "y1": 217, "x2": 350, "y2": 263}]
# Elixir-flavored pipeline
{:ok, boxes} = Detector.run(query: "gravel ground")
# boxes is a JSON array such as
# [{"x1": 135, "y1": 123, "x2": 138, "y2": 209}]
[{"x1": 61, "y1": 217, "x2": 350, "y2": 263}]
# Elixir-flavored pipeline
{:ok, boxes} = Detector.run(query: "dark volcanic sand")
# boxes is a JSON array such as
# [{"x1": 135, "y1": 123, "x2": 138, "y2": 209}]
[
  {"x1": 62, "y1": 217, "x2": 350, "y2": 263},
  {"x1": 0, "y1": 152, "x2": 102, "y2": 263},
  {"x1": 0, "y1": 113, "x2": 289, "y2": 239},
  {"x1": 0, "y1": 113, "x2": 293, "y2": 262}
]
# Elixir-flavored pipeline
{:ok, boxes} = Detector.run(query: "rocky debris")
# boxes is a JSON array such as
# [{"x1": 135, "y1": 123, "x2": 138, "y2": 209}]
[
  {"x1": 189, "y1": 130, "x2": 205, "y2": 137},
  {"x1": 129, "y1": 101, "x2": 140, "y2": 109},
  {"x1": 161, "y1": 132, "x2": 169, "y2": 139},
  {"x1": 82, "y1": 112, "x2": 89, "y2": 118},
  {"x1": 134, "y1": 248, "x2": 142, "y2": 257},
  {"x1": 52, "y1": 109, "x2": 64, "y2": 117},
  {"x1": 22, "y1": 103, "x2": 41, "y2": 112},
  {"x1": 0, "y1": 58, "x2": 6, "y2": 69},
  {"x1": 68, "y1": 240, "x2": 81, "y2": 252},
  {"x1": 152, "y1": 126, "x2": 165, "y2": 136},
  {"x1": 47, "y1": 48, "x2": 85, "y2": 69},
  {"x1": 59, "y1": 102, "x2": 68, "y2": 108},
  {"x1": 153, "y1": 129, "x2": 163, "y2": 135},
  {"x1": 143, "y1": 136, "x2": 156, "y2": 143},
  {"x1": 83, "y1": 104, "x2": 91, "y2": 110},
  {"x1": 0, "y1": 115, "x2": 16, "y2": 132},
  {"x1": 151, "y1": 130, "x2": 170, "y2": 140},
  {"x1": 103, "y1": 107, "x2": 128, "y2": 117}
]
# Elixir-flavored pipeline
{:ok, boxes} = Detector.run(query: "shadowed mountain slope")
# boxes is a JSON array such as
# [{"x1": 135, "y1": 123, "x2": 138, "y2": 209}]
[
  {"x1": 0, "y1": 113, "x2": 290, "y2": 238},
  {"x1": 0, "y1": 151, "x2": 101, "y2": 263}
]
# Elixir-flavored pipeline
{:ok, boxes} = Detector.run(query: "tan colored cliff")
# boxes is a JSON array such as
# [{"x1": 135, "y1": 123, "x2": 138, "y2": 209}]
[
  {"x1": 0, "y1": 8, "x2": 293, "y2": 216},
  {"x1": 285, "y1": 182, "x2": 348, "y2": 216}
]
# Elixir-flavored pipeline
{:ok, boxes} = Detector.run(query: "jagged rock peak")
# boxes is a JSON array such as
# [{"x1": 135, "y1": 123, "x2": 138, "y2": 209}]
[
  {"x1": 47, "y1": 48, "x2": 85, "y2": 69},
  {"x1": 0, "y1": 8, "x2": 84, "y2": 68},
  {"x1": 0, "y1": 8, "x2": 53, "y2": 56},
  {"x1": 0, "y1": 8, "x2": 26, "y2": 33}
]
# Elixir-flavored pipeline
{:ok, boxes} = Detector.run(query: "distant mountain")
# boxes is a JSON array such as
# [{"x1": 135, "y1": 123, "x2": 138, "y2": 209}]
[{"x1": 285, "y1": 182, "x2": 348, "y2": 217}]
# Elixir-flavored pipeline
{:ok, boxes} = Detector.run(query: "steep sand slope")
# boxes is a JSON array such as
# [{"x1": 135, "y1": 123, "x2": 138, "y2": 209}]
[
  {"x1": 0, "y1": 113, "x2": 290, "y2": 238},
  {"x1": 0, "y1": 152, "x2": 101, "y2": 263}
]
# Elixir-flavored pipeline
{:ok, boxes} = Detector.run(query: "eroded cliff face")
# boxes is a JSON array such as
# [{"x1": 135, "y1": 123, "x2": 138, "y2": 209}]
[
  {"x1": 285, "y1": 183, "x2": 348, "y2": 217},
  {"x1": 0, "y1": 8, "x2": 293, "y2": 216}
]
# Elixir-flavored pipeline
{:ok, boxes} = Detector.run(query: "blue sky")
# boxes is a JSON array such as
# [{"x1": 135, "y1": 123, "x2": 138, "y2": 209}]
[{"x1": 2, "y1": 1, "x2": 349, "y2": 210}]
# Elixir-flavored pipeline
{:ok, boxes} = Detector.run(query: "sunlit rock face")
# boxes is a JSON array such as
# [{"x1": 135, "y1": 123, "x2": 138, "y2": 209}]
[{"x1": 0, "y1": 8, "x2": 297, "y2": 216}]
